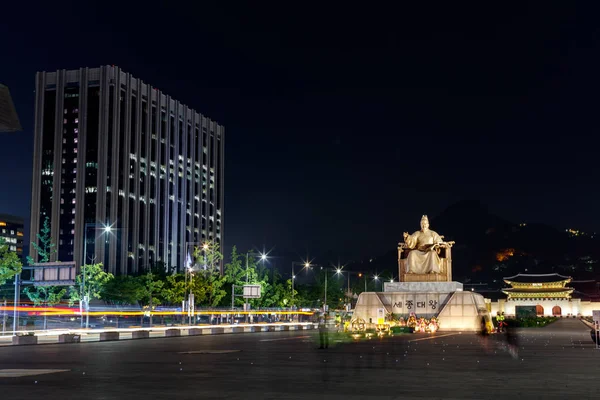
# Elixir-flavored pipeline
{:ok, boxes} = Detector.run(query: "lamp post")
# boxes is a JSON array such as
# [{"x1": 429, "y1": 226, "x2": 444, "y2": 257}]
[
  {"x1": 316, "y1": 265, "x2": 342, "y2": 312},
  {"x1": 184, "y1": 242, "x2": 207, "y2": 326},
  {"x1": 291, "y1": 261, "x2": 310, "y2": 307},
  {"x1": 245, "y1": 252, "x2": 267, "y2": 283},
  {"x1": 81, "y1": 223, "x2": 112, "y2": 329},
  {"x1": 243, "y1": 251, "x2": 267, "y2": 322}
]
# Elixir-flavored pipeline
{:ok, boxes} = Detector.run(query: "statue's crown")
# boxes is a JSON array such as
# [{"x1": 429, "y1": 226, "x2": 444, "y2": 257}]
[{"x1": 421, "y1": 215, "x2": 429, "y2": 223}]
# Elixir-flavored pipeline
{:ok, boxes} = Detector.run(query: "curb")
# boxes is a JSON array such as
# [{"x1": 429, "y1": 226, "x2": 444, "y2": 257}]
[{"x1": 2, "y1": 323, "x2": 317, "y2": 347}]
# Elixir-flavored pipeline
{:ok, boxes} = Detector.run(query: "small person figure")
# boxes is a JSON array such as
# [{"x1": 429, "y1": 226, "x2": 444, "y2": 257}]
[{"x1": 318, "y1": 314, "x2": 329, "y2": 349}]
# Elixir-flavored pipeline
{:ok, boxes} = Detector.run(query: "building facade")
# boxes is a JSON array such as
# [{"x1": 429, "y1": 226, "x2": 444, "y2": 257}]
[
  {"x1": 0, "y1": 214, "x2": 24, "y2": 259},
  {"x1": 29, "y1": 66, "x2": 224, "y2": 275},
  {"x1": 490, "y1": 273, "x2": 600, "y2": 317}
]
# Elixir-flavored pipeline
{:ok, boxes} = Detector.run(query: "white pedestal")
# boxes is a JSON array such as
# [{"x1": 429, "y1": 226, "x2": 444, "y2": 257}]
[{"x1": 384, "y1": 281, "x2": 463, "y2": 292}]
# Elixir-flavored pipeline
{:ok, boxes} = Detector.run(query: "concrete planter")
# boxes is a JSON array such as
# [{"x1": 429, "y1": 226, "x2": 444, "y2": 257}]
[
  {"x1": 249, "y1": 326, "x2": 262, "y2": 333},
  {"x1": 230, "y1": 327, "x2": 244, "y2": 333},
  {"x1": 132, "y1": 331, "x2": 150, "y2": 339},
  {"x1": 188, "y1": 328, "x2": 203, "y2": 336},
  {"x1": 99, "y1": 332, "x2": 120, "y2": 341},
  {"x1": 203, "y1": 327, "x2": 225, "y2": 335},
  {"x1": 58, "y1": 334, "x2": 81, "y2": 343},
  {"x1": 165, "y1": 329, "x2": 181, "y2": 337},
  {"x1": 266, "y1": 326, "x2": 276, "y2": 332},
  {"x1": 12, "y1": 335, "x2": 38, "y2": 345}
]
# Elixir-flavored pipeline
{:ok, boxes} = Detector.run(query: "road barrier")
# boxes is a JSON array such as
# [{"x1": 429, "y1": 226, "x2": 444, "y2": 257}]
[
  {"x1": 5, "y1": 323, "x2": 318, "y2": 346},
  {"x1": 132, "y1": 331, "x2": 150, "y2": 339},
  {"x1": 99, "y1": 332, "x2": 120, "y2": 341}
]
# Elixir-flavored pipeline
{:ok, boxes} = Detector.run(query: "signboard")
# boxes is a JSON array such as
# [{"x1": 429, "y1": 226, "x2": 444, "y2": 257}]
[
  {"x1": 243, "y1": 285, "x2": 261, "y2": 299},
  {"x1": 516, "y1": 306, "x2": 537, "y2": 319},
  {"x1": 593, "y1": 310, "x2": 600, "y2": 323},
  {"x1": 26, "y1": 262, "x2": 77, "y2": 286},
  {"x1": 377, "y1": 308, "x2": 385, "y2": 324}
]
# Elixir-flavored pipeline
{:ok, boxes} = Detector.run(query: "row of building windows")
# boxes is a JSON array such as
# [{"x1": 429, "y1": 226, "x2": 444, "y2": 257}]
[{"x1": 1, "y1": 236, "x2": 18, "y2": 244}]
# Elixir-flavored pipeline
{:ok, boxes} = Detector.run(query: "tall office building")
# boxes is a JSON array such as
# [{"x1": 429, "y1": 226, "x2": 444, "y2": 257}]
[
  {"x1": 0, "y1": 214, "x2": 24, "y2": 260},
  {"x1": 29, "y1": 66, "x2": 224, "y2": 275}
]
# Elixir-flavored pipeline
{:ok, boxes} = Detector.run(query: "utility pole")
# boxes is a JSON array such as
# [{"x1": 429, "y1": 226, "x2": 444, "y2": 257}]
[
  {"x1": 12, "y1": 274, "x2": 19, "y2": 335},
  {"x1": 2, "y1": 300, "x2": 6, "y2": 335},
  {"x1": 324, "y1": 270, "x2": 327, "y2": 311}
]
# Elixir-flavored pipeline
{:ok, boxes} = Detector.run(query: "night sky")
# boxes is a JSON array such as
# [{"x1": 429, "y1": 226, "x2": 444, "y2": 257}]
[{"x1": 1, "y1": 3, "x2": 599, "y2": 264}]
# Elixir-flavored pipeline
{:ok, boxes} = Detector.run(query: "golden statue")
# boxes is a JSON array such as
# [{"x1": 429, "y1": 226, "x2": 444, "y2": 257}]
[{"x1": 399, "y1": 215, "x2": 455, "y2": 282}]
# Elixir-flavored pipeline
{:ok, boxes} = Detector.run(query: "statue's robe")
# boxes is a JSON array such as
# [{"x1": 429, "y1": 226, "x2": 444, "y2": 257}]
[{"x1": 404, "y1": 230, "x2": 443, "y2": 274}]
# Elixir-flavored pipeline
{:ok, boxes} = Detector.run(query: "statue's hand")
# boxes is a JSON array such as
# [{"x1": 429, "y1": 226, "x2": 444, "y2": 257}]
[{"x1": 403, "y1": 232, "x2": 409, "y2": 240}]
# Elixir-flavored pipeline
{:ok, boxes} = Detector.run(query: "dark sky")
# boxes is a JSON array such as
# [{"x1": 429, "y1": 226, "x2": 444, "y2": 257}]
[{"x1": 1, "y1": 2, "x2": 599, "y2": 263}]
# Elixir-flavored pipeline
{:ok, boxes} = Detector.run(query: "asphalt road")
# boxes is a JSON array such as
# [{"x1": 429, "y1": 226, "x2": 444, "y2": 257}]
[{"x1": 0, "y1": 318, "x2": 599, "y2": 399}]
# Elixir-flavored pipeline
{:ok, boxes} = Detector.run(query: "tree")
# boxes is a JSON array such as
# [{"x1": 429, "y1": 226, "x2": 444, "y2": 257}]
[
  {"x1": 23, "y1": 286, "x2": 66, "y2": 330},
  {"x1": 27, "y1": 216, "x2": 56, "y2": 264},
  {"x1": 199, "y1": 269, "x2": 226, "y2": 307},
  {"x1": 101, "y1": 275, "x2": 143, "y2": 305},
  {"x1": 222, "y1": 246, "x2": 249, "y2": 307},
  {"x1": 137, "y1": 272, "x2": 164, "y2": 325},
  {"x1": 0, "y1": 237, "x2": 22, "y2": 286},
  {"x1": 193, "y1": 241, "x2": 223, "y2": 272},
  {"x1": 68, "y1": 263, "x2": 114, "y2": 308}
]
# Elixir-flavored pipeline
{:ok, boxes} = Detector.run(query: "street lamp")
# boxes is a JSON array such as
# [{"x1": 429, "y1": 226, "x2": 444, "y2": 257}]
[
  {"x1": 373, "y1": 275, "x2": 384, "y2": 292},
  {"x1": 245, "y1": 251, "x2": 267, "y2": 283},
  {"x1": 81, "y1": 223, "x2": 112, "y2": 328},
  {"x1": 291, "y1": 261, "x2": 311, "y2": 307},
  {"x1": 315, "y1": 265, "x2": 342, "y2": 312}
]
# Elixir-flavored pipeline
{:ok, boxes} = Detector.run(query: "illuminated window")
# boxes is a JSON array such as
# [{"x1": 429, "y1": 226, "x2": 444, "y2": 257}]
[
  {"x1": 64, "y1": 118, "x2": 68, "y2": 124},
  {"x1": 71, "y1": 198, "x2": 76, "y2": 204},
  {"x1": 74, "y1": 128, "x2": 79, "y2": 134},
  {"x1": 74, "y1": 138, "x2": 78, "y2": 143},
  {"x1": 74, "y1": 118, "x2": 79, "y2": 124},
  {"x1": 73, "y1": 108, "x2": 78, "y2": 113}
]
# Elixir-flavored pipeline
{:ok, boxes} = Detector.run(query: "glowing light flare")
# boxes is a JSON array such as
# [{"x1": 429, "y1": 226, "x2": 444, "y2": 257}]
[{"x1": 0, "y1": 306, "x2": 314, "y2": 317}]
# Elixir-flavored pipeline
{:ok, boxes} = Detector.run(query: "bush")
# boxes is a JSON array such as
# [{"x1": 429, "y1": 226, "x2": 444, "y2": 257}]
[{"x1": 503, "y1": 316, "x2": 557, "y2": 328}]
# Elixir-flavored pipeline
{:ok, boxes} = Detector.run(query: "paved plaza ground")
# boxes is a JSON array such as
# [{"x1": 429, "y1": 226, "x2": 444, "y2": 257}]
[{"x1": 0, "y1": 318, "x2": 598, "y2": 399}]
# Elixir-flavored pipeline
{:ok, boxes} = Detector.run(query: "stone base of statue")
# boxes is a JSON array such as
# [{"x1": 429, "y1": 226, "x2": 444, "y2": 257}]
[
  {"x1": 353, "y1": 289, "x2": 489, "y2": 331},
  {"x1": 384, "y1": 281, "x2": 463, "y2": 292}
]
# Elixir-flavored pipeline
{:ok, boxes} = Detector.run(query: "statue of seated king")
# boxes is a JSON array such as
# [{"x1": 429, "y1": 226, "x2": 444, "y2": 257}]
[{"x1": 398, "y1": 215, "x2": 455, "y2": 282}]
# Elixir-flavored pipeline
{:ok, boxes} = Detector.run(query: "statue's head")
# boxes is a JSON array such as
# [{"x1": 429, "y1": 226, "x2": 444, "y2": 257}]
[{"x1": 420, "y1": 215, "x2": 429, "y2": 231}]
